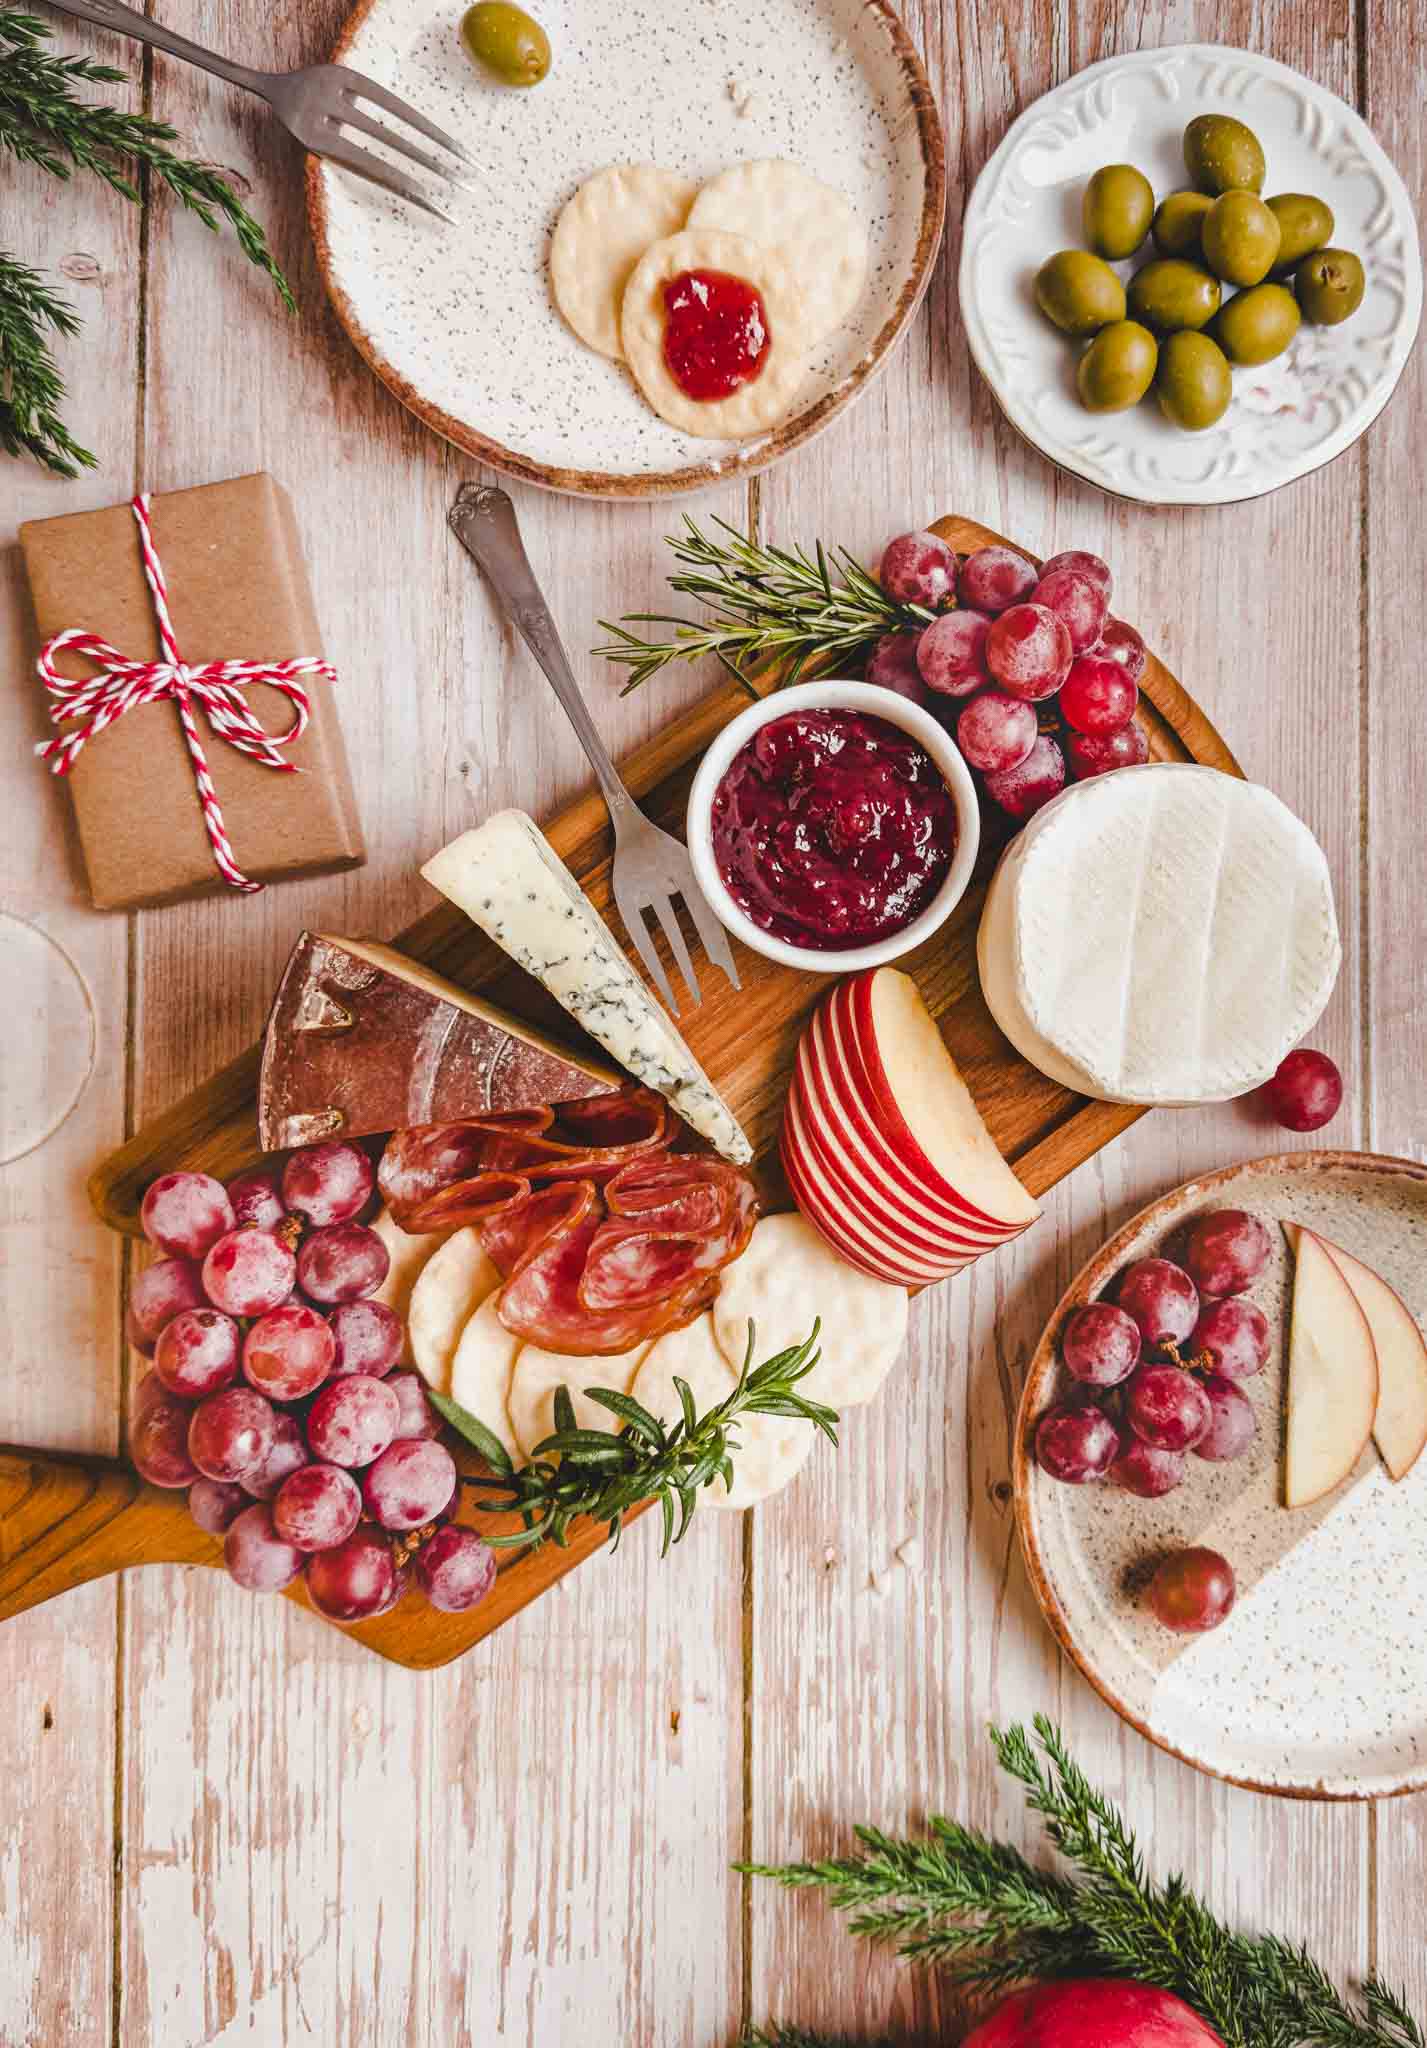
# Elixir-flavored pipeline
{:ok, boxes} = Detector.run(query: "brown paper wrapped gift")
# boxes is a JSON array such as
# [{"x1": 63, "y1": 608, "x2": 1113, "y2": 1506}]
[{"x1": 20, "y1": 473, "x2": 365, "y2": 911}]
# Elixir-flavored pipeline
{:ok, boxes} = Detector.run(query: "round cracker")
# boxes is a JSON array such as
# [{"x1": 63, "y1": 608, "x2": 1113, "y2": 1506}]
[
  {"x1": 507, "y1": 1338, "x2": 652, "y2": 1464},
  {"x1": 407, "y1": 1227, "x2": 501, "y2": 1393},
  {"x1": 629, "y1": 1315, "x2": 814, "y2": 1510},
  {"x1": 688, "y1": 159, "x2": 867, "y2": 344},
  {"x1": 368, "y1": 1205, "x2": 458, "y2": 1364},
  {"x1": 712, "y1": 1213, "x2": 908, "y2": 1408},
  {"x1": 551, "y1": 164, "x2": 698, "y2": 360},
  {"x1": 620, "y1": 228, "x2": 811, "y2": 439},
  {"x1": 448, "y1": 1295, "x2": 523, "y2": 1467}
]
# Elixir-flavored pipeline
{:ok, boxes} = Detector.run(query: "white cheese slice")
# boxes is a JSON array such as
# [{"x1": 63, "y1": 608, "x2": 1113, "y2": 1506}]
[
  {"x1": 422, "y1": 811, "x2": 752, "y2": 1164},
  {"x1": 976, "y1": 764, "x2": 1340, "y2": 1106}
]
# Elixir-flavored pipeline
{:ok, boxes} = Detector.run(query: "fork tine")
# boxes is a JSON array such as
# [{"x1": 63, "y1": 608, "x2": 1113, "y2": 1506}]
[
  {"x1": 335, "y1": 103, "x2": 467, "y2": 186},
  {"x1": 614, "y1": 889, "x2": 680, "y2": 1012},
  {"x1": 340, "y1": 71, "x2": 479, "y2": 168},
  {"x1": 318, "y1": 131, "x2": 454, "y2": 223},
  {"x1": 649, "y1": 897, "x2": 702, "y2": 1010},
  {"x1": 679, "y1": 884, "x2": 743, "y2": 992}
]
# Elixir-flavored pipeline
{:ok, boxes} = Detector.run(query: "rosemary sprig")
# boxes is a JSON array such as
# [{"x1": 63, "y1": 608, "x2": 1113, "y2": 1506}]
[
  {"x1": 744, "y1": 1716, "x2": 1425, "y2": 2048},
  {"x1": 593, "y1": 517, "x2": 934, "y2": 695},
  {"x1": 432, "y1": 1322, "x2": 836, "y2": 1558},
  {"x1": 0, "y1": 250, "x2": 95, "y2": 475}
]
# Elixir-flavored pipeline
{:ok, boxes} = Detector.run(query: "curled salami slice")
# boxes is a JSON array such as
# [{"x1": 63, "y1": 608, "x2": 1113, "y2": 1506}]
[
  {"x1": 477, "y1": 1182, "x2": 596, "y2": 1282},
  {"x1": 580, "y1": 1159, "x2": 759, "y2": 1315},
  {"x1": 497, "y1": 1210, "x2": 718, "y2": 1358}
]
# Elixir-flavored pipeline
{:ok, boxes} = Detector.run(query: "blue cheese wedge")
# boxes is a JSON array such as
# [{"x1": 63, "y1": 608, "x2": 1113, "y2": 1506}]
[{"x1": 421, "y1": 811, "x2": 753, "y2": 1164}]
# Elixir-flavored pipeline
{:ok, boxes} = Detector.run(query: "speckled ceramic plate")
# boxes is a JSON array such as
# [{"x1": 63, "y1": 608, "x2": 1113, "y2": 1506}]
[
  {"x1": 307, "y1": 0, "x2": 944, "y2": 496},
  {"x1": 960, "y1": 46, "x2": 1422, "y2": 506},
  {"x1": 1015, "y1": 1151, "x2": 1427, "y2": 1799}
]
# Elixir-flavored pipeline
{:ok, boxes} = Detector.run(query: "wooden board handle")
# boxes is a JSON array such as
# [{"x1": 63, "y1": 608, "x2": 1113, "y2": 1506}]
[{"x1": 0, "y1": 1445, "x2": 214, "y2": 1621}]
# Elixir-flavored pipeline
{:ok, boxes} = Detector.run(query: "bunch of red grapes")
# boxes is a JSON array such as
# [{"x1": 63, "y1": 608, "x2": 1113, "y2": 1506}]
[
  {"x1": 1034, "y1": 1206, "x2": 1278, "y2": 1635},
  {"x1": 869, "y1": 532, "x2": 1149, "y2": 824},
  {"x1": 126, "y1": 1141, "x2": 495, "y2": 1623}
]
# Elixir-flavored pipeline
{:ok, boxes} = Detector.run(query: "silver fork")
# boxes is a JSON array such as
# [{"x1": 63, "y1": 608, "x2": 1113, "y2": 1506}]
[
  {"x1": 449, "y1": 485, "x2": 742, "y2": 1014},
  {"x1": 44, "y1": 0, "x2": 474, "y2": 223}
]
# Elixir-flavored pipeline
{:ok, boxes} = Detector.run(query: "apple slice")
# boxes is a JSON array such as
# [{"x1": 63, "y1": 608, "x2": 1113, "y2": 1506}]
[
  {"x1": 782, "y1": 1086, "x2": 958, "y2": 1286},
  {"x1": 1283, "y1": 1224, "x2": 1380, "y2": 1508},
  {"x1": 842, "y1": 969, "x2": 1040, "y2": 1233},
  {"x1": 1311, "y1": 1233, "x2": 1427, "y2": 1481}
]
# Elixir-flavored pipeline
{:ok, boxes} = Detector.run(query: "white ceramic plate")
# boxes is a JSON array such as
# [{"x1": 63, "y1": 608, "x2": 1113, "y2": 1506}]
[
  {"x1": 309, "y1": 0, "x2": 944, "y2": 497},
  {"x1": 960, "y1": 45, "x2": 1422, "y2": 506},
  {"x1": 1015, "y1": 1151, "x2": 1427, "y2": 1799}
]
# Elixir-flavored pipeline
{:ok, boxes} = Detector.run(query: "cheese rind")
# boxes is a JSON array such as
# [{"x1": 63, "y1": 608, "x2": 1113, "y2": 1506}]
[
  {"x1": 977, "y1": 765, "x2": 1341, "y2": 1106},
  {"x1": 422, "y1": 812, "x2": 753, "y2": 1164}
]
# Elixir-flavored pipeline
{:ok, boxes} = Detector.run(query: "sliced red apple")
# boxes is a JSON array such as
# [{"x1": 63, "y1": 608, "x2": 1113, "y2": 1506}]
[
  {"x1": 782, "y1": 1086, "x2": 959, "y2": 1286},
  {"x1": 789, "y1": 1073, "x2": 969, "y2": 1266},
  {"x1": 780, "y1": 1118, "x2": 933, "y2": 1287},
  {"x1": 840, "y1": 970, "x2": 1039, "y2": 1234},
  {"x1": 1311, "y1": 1232, "x2": 1427, "y2": 1482},
  {"x1": 1283, "y1": 1224, "x2": 1380, "y2": 1509}
]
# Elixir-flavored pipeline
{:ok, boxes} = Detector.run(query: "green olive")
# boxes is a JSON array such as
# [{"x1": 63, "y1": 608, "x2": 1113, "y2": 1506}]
[
  {"x1": 1126, "y1": 258, "x2": 1222, "y2": 333},
  {"x1": 1212, "y1": 282, "x2": 1301, "y2": 365},
  {"x1": 1076, "y1": 321, "x2": 1159, "y2": 412},
  {"x1": 1034, "y1": 249, "x2": 1127, "y2": 336},
  {"x1": 1156, "y1": 329, "x2": 1233, "y2": 431},
  {"x1": 1201, "y1": 191, "x2": 1281, "y2": 287},
  {"x1": 1183, "y1": 113, "x2": 1266, "y2": 195},
  {"x1": 460, "y1": 1, "x2": 550, "y2": 85},
  {"x1": 1152, "y1": 189, "x2": 1214, "y2": 259},
  {"x1": 1294, "y1": 246, "x2": 1365, "y2": 325},
  {"x1": 1266, "y1": 193, "x2": 1335, "y2": 272},
  {"x1": 1082, "y1": 164, "x2": 1155, "y2": 261}
]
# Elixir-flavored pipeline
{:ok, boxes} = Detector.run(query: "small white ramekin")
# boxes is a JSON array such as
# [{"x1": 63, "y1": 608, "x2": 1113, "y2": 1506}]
[{"x1": 685, "y1": 679, "x2": 981, "y2": 974}]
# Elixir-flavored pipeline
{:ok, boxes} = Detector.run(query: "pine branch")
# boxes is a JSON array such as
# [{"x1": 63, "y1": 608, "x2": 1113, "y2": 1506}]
[
  {"x1": 0, "y1": 249, "x2": 95, "y2": 475},
  {"x1": 744, "y1": 1717, "x2": 1425, "y2": 2048}
]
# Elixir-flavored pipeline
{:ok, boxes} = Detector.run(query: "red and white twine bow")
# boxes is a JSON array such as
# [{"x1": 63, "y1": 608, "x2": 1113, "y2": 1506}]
[{"x1": 34, "y1": 493, "x2": 337, "y2": 894}]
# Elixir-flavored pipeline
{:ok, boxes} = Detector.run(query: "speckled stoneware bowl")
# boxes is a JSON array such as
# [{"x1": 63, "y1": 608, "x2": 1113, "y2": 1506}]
[
  {"x1": 961, "y1": 46, "x2": 1422, "y2": 506},
  {"x1": 1015, "y1": 1151, "x2": 1427, "y2": 1799},
  {"x1": 307, "y1": 0, "x2": 945, "y2": 496}
]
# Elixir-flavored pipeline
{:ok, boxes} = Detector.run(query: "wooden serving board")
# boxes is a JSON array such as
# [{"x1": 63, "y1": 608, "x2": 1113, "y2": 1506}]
[{"x1": 3, "y1": 516, "x2": 1239, "y2": 1670}]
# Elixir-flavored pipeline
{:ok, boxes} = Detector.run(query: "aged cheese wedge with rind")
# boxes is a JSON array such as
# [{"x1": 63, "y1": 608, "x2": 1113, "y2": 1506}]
[
  {"x1": 407, "y1": 1226, "x2": 501, "y2": 1393},
  {"x1": 629, "y1": 1315, "x2": 813, "y2": 1509},
  {"x1": 448, "y1": 1294, "x2": 523, "y2": 1466},
  {"x1": 422, "y1": 811, "x2": 752, "y2": 1163},
  {"x1": 712, "y1": 1212, "x2": 908, "y2": 1407},
  {"x1": 507, "y1": 1338, "x2": 652, "y2": 1464},
  {"x1": 977, "y1": 764, "x2": 1341, "y2": 1106},
  {"x1": 368, "y1": 1205, "x2": 459, "y2": 1365}
]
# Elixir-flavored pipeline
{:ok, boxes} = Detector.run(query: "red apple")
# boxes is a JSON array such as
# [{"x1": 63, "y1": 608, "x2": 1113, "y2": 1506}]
[
  {"x1": 963, "y1": 1979, "x2": 1226, "y2": 2048},
  {"x1": 782, "y1": 1087, "x2": 957, "y2": 1286},
  {"x1": 779, "y1": 1120, "x2": 926, "y2": 1286}
]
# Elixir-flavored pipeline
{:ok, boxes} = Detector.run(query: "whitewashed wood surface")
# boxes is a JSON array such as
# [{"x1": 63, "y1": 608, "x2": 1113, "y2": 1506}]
[{"x1": 1, "y1": 1, "x2": 1424, "y2": 2041}]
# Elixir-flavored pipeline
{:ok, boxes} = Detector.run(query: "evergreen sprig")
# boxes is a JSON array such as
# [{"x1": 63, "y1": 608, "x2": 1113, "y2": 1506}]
[
  {"x1": 593, "y1": 517, "x2": 934, "y2": 695},
  {"x1": 739, "y1": 2029, "x2": 896, "y2": 2048},
  {"x1": 435, "y1": 1322, "x2": 835, "y2": 1558},
  {"x1": 744, "y1": 1716, "x2": 1425, "y2": 2048},
  {"x1": 1, "y1": 4, "x2": 292, "y2": 475}
]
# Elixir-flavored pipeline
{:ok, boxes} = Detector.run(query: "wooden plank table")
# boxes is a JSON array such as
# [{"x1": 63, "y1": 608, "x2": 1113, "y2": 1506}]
[{"x1": 0, "y1": 1, "x2": 1423, "y2": 2040}]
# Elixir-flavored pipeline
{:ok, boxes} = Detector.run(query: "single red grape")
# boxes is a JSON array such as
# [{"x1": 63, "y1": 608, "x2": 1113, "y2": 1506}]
[
  {"x1": 1193, "y1": 1373, "x2": 1257, "y2": 1462},
  {"x1": 1031, "y1": 567, "x2": 1108, "y2": 655},
  {"x1": 1110, "y1": 1439, "x2": 1186, "y2": 1497},
  {"x1": 272, "y1": 1463, "x2": 362, "y2": 1552},
  {"x1": 387, "y1": 1369, "x2": 442, "y2": 1442},
  {"x1": 1148, "y1": 1546, "x2": 1236, "y2": 1633},
  {"x1": 154, "y1": 1307, "x2": 242, "y2": 1400},
  {"x1": 984, "y1": 603, "x2": 1073, "y2": 701},
  {"x1": 956, "y1": 690, "x2": 1038, "y2": 775},
  {"x1": 1059, "y1": 654, "x2": 1139, "y2": 736},
  {"x1": 1118, "y1": 1258, "x2": 1199, "y2": 1350},
  {"x1": 306, "y1": 1524, "x2": 399, "y2": 1622},
  {"x1": 1192, "y1": 1296, "x2": 1270, "y2": 1380},
  {"x1": 1040, "y1": 549, "x2": 1112, "y2": 597},
  {"x1": 129, "y1": 1375, "x2": 199, "y2": 1489},
  {"x1": 878, "y1": 532, "x2": 958, "y2": 609},
  {"x1": 243, "y1": 1301, "x2": 336, "y2": 1401},
  {"x1": 1183, "y1": 1209, "x2": 1273, "y2": 1297},
  {"x1": 1034, "y1": 1400, "x2": 1120, "y2": 1483},
  {"x1": 370, "y1": 1559, "x2": 412, "y2": 1618},
  {"x1": 416, "y1": 1525, "x2": 497, "y2": 1613},
  {"x1": 983, "y1": 733, "x2": 1067, "y2": 821},
  {"x1": 1066, "y1": 723, "x2": 1150, "y2": 780},
  {"x1": 224, "y1": 1503, "x2": 303, "y2": 1594},
  {"x1": 307, "y1": 1374, "x2": 401, "y2": 1468},
  {"x1": 1261, "y1": 1049, "x2": 1343, "y2": 1132},
  {"x1": 1124, "y1": 1364, "x2": 1211, "y2": 1451},
  {"x1": 242, "y1": 1410, "x2": 312, "y2": 1501},
  {"x1": 296, "y1": 1222, "x2": 390, "y2": 1304},
  {"x1": 140, "y1": 1172, "x2": 234, "y2": 1260},
  {"x1": 328, "y1": 1299, "x2": 403, "y2": 1378},
  {"x1": 1061, "y1": 1301, "x2": 1142, "y2": 1387},
  {"x1": 127, "y1": 1257, "x2": 207, "y2": 1355},
  {"x1": 188, "y1": 1477, "x2": 250, "y2": 1534},
  {"x1": 364, "y1": 1438, "x2": 457, "y2": 1531},
  {"x1": 281, "y1": 1141, "x2": 375, "y2": 1227},
  {"x1": 225, "y1": 1164, "x2": 286, "y2": 1231},
  {"x1": 187, "y1": 1386, "x2": 277, "y2": 1485},
  {"x1": 865, "y1": 629, "x2": 934, "y2": 708},
  {"x1": 957, "y1": 545, "x2": 1037, "y2": 615},
  {"x1": 202, "y1": 1228, "x2": 297, "y2": 1318},
  {"x1": 916, "y1": 610, "x2": 992, "y2": 697},
  {"x1": 1095, "y1": 617, "x2": 1147, "y2": 681}
]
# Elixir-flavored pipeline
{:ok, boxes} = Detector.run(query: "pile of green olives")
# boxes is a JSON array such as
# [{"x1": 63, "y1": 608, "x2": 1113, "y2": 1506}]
[{"x1": 1033, "y1": 113, "x2": 1366, "y2": 433}]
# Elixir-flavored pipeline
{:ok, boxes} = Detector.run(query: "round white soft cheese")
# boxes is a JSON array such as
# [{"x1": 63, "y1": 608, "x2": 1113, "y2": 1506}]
[{"x1": 976, "y1": 763, "x2": 1341, "y2": 1106}]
